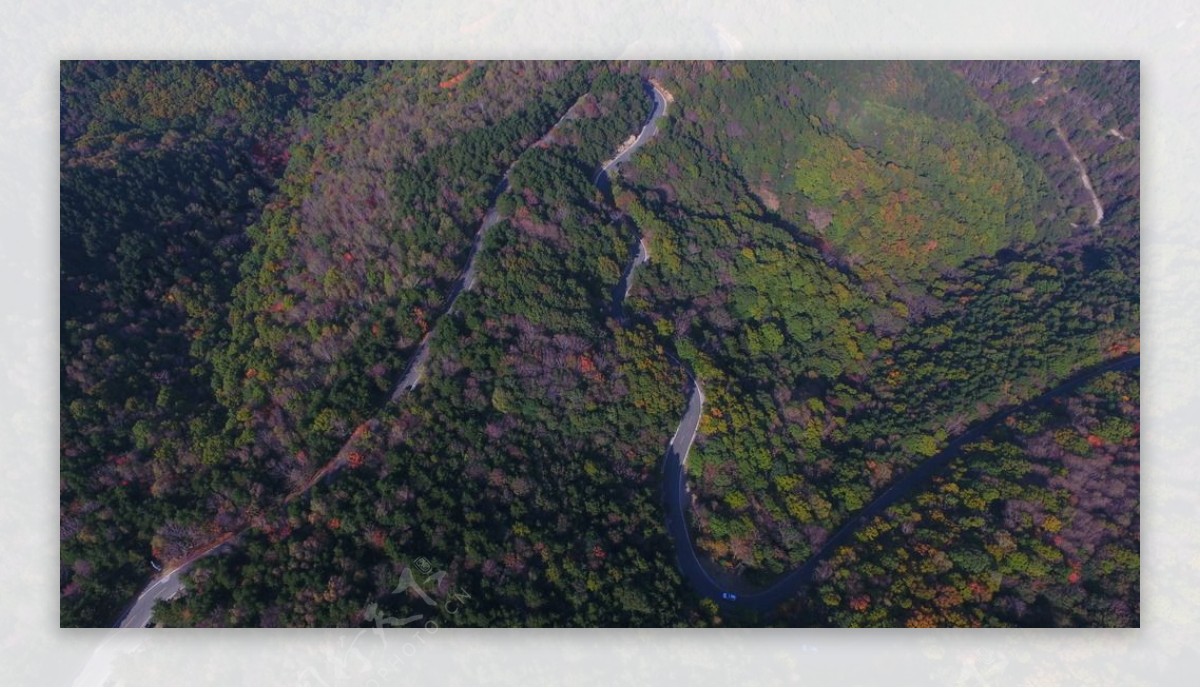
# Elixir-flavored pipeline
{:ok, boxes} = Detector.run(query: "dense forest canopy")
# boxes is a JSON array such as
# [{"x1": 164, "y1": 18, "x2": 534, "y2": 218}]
[{"x1": 61, "y1": 60, "x2": 1138, "y2": 628}]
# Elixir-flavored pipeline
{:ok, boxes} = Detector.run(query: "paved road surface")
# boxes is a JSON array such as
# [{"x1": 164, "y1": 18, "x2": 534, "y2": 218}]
[
  {"x1": 662, "y1": 379, "x2": 731, "y2": 595},
  {"x1": 611, "y1": 80, "x2": 1137, "y2": 612},
  {"x1": 612, "y1": 237, "x2": 649, "y2": 319},
  {"x1": 118, "y1": 570, "x2": 182, "y2": 629},
  {"x1": 594, "y1": 81, "x2": 670, "y2": 186},
  {"x1": 117, "y1": 538, "x2": 231, "y2": 627},
  {"x1": 662, "y1": 355, "x2": 1139, "y2": 612}
]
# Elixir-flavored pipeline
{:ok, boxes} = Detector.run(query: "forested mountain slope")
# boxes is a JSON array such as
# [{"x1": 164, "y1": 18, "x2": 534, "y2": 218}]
[
  {"x1": 612, "y1": 61, "x2": 1136, "y2": 585},
  {"x1": 61, "y1": 61, "x2": 383, "y2": 626},
  {"x1": 61, "y1": 61, "x2": 1138, "y2": 627}
]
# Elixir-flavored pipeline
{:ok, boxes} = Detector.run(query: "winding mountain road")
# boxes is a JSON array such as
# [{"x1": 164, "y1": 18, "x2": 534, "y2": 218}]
[
  {"x1": 594, "y1": 81, "x2": 670, "y2": 188},
  {"x1": 663, "y1": 355, "x2": 1139, "y2": 613},
  {"x1": 600, "y1": 79, "x2": 668, "y2": 324},
  {"x1": 117, "y1": 566, "x2": 183, "y2": 630},
  {"x1": 612, "y1": 236, "x2": 649, "y2": 320},
  {"x1": 110, "y1": 73, "x2": 1124, "y2": 628},
  {"x1": 600, "y1": 82, "x2": 1138, "y2": 614},
  {"x1": 114, "y1": 98, "x2": 582, "y2": 628},
  {"x1": 116, "y1": 536, "x2": 233, "y2": 628}
]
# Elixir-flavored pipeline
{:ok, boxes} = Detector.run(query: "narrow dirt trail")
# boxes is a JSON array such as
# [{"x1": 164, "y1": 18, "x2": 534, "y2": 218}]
[
  {"x1": 1054, "y1": 121, "x2": 1104, "y2": 228},
  {"x1": 114, "y1": 99, "x2": 583, "y2": 628}
]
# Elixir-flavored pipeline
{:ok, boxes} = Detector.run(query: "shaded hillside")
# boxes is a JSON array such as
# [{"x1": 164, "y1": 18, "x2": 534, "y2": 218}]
[
  {"x1": 786, "y1": 368, "x2": 1139, "y2": 627},
  {"x1": 61, "y1": 61, "x2": 1138, "y2": 628},
  {"x1": 150, "y1": 71, "x2": 705, "y2": 627},
  {"x1": 60, "y1": 61, "x2": 382, "y2": 626},
  {"x1": 619, "y1": 61, "x2": 1137, "y2": 581}
]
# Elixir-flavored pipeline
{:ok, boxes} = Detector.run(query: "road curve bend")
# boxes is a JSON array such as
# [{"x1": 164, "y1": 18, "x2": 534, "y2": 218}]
[
  {"x1": 605, "y1": 79, "x2": 1138, "y2": 615},
  {"x1": 662, "y1": 355, "x2": 1139, "y2": 613}
]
